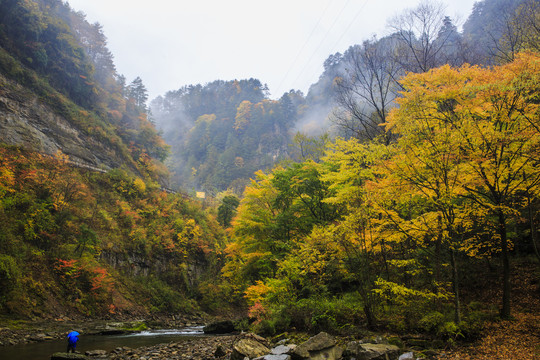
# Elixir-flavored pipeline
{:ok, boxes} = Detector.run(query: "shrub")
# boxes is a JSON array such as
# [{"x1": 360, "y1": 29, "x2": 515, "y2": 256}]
[
  {"x1": 437, "y1": 321, "x2": 463, "y2": 339},
  {"x1": 0, "y1": 254, "x2": 20, "y2": 302},
  {"x1": 418, "y1": 311, "x2": 445, "y2": 333},
  {"x1": 269, "y1": 293, "x2": 364, "y2": 334}
]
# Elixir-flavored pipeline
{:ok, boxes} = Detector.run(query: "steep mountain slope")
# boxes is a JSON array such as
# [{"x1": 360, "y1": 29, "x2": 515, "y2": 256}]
[
  {"x1": 0, "y1": 0, "x2": 223, "y2": 318},
  {"x1": 0, "y1": 0, "x2": 168, "y2": 181},
  {"x1": 0, "y1": 71, "x2": 121, "y2": 170}
]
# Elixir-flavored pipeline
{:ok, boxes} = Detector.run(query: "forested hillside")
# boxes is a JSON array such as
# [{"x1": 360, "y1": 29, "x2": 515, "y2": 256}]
[
  {"x1": 0, "y1": 0, "x2": 168, "y2": 179},
  {"x1": 0, "y1": 0, "x2": 224, "y2": 318},
  {"x1": 150, "y1": 81, "x2": 306, "y2": 194}
]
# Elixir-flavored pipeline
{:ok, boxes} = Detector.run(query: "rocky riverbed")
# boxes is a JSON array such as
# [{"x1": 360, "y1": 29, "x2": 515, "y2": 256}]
[
  {"x1": 48, "y1": 331, "x2": 414, "y2": 360},
  {"x1": 87, "y1": 335, "x2": 237, "y2": 360},
  {"x1": 1, "y1": 318, "x2": 444, "y2": 360}
]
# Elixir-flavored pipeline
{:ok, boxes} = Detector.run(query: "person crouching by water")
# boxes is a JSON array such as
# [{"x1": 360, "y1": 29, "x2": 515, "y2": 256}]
[{"x1": 66, "y1": 331, "x2": 79, "y2": 353}]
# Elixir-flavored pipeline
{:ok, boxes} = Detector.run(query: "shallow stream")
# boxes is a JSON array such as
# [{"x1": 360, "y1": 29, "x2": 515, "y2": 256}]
[{"x1": 1, "y1": 326, "x2": 206, "y2": 360}]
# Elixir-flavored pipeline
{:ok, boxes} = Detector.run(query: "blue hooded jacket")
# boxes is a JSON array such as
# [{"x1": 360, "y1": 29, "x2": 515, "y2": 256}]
[{"x1": 67, "y1": 331, "x2": 79, "y2": 346}]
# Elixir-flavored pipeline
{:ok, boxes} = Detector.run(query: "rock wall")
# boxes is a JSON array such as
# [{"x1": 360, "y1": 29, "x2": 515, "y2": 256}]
[
  {"x1": 100, "y1": 250, "x2": 209, "y2": 286},
  {"x1": 0, "y1": 73, "x2": 121, "y2": 170}
]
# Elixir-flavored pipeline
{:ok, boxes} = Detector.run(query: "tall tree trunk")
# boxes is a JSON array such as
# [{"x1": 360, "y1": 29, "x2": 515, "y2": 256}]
[
  {"x1": 435, "y1": 216, "x2": 443, "y2": 285},
  {"x1": 381, "y1": 238, "x2": 390, "y2": 281},
  {"x1": 527, "y1": 193, "x2": 540, "y2": 262},
  {"x1": 450, "y1": 248, "x2": 461, "y2": 323},
  {"x1": 498, "y1": 209, "x2": 511, "y2": 319}
]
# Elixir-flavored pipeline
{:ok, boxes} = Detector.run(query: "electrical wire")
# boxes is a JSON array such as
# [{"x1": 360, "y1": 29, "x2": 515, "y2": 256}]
[
  {"x1": 302, "y1": 0, "x2": 370, "y2": 88},
  {"x1": 288, "y1": 0, "x2": 354, "y2": 93},
  {"x1": 273, "y1": 0, "x2": 334, "y2": 97}
]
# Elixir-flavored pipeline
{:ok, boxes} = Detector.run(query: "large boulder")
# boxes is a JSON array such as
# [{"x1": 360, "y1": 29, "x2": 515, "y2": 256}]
[
  {"x1": 231, "y1": 338, "x2": 271, "y2": 360},
  {"x1": 343, "y1": 342, "x2": 400, "y2": 360},
  {"x1": 50, "y1": 353, "x2": 89, "y2": 360},
  {"x1": 255, "y1": 355, "x2": 291, "y2": 360},
  {"x1": 203, "y1": 320, "x2": 236, "y2": 334},
  {"x1": 292, "y1": 332, "x2": 343, "y2": 360},
  {"x1": 272, "y1": 345, "x2": 296, "y2": 355}
]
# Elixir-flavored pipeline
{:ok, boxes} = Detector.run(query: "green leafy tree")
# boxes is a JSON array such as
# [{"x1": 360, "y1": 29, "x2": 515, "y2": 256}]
[{"x1": 217, "y1": 195, "x2": 240, "y2": 228}]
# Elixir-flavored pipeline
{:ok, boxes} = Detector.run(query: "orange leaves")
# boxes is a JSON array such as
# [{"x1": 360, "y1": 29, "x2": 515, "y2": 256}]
[
  {"x1": 245, "y1": 281, "x2": 271, "y2": 306},
  {"x1": 54, "y1": 258, "x2": 80, "y2": 279},
  {"x1": 54, "y1": 258, "x2": 113, "y2": 295},
  {"x1": 89, "y1": 266, "x2": 112, "y2": 293},
  {"x1": 247, "y1": 302, "x2": 268, "y2": 324}
]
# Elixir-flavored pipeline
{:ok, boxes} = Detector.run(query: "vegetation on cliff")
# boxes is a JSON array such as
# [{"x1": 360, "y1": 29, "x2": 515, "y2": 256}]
[
  {"x1": 0, "y1": 145, "x2": 225, "y2": 317},
  {"x1": 0, "y1": 0, "x2": 169, "y2": 179}
]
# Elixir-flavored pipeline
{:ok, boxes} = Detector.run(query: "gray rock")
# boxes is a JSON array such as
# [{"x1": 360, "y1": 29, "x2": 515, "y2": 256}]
[
  {"x1": 272, "y1": 345, "x2": 294, "y2": 355},
  {"x1": 50, "y1": 353, "x2": 89, "y2": 360},
  {"x1": 293, "y1": 332, "x2": 336, "y2": 357},
  {"x1": 30, "y1": 333, "x2": 54, "y2": 341},
  {"x1": 215, "y1": 344, "x2": 227, "y2": 357},
  {"x1": 85, "y1": 350, "x2": 108, "y2": 357},
  {"x1": 292, "y1": 332, "x2": 342, "y2": 360},
  {"x1": 398, "y1": 352, "x2": 415, "y2": 360},
  {"x1": 255, "y1": 355, "x2": 291, "y2": 360},
  {"x1": 343, "y1": 342, "x2": 400, "y2": 360},
  {"x1": 242, "y1": 332, "x2": 270, "y2": 345},
  {"x1": 231, "y1": 338, "x2": 271, "y2": 360}
]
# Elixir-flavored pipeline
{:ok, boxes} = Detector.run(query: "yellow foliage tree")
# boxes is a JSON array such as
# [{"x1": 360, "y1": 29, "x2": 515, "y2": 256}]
[
  {"x1": 234, "y1": 100, "x2": 252, "y2": 132},
  {"x1": 387, "y1": 52, "x2": 540, "y2": 318}
]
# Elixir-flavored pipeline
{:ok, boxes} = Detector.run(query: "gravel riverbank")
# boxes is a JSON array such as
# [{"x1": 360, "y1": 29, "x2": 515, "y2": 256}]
[{"x1": 101, "y1": 335, "x2": 236, "y2": 360}]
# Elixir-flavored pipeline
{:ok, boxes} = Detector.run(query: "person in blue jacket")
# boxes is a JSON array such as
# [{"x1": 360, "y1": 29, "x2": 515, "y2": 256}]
[{"x1": 66, "y1": 331, "x2": 79, "y2": 353}]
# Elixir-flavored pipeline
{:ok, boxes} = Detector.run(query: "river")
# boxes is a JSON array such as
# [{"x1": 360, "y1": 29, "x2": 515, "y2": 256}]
[{"x1": 0, "y1": 326, "x2": 207, "y2": 360}]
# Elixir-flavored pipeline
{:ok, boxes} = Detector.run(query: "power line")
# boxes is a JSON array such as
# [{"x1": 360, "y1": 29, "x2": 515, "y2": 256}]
[
  {"x1": 274, "y1": 0, "x2": 334, "y2": 97},
  {"x1": 288, "y1": 0, "x2": 354, "y2": 93},
  {"x1": 303, "y1": 0, "x2": 370, "y2": 87},
  {"x1": 329, "y1": 0, "x2": 369, "y2": 55}
]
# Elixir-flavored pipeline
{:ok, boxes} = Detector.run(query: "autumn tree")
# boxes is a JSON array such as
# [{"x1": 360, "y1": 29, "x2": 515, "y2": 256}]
[
  {"x1": 388, "y1": 52, "x2": 540, "y2": 318},
  {"x1": 223, "y1": 161, "x2": 340, "y2": 297},
  {"x1": 321, "y1": 139, "x2": 390, "y2": 328},
  {"x1": 289, "y1": 132, "x2": 331, "y2": 162}
]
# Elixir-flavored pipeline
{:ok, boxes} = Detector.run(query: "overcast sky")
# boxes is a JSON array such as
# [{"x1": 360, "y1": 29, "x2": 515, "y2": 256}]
[{"x1": 66, "y1": 0, "x2": 478, "y2": 100}]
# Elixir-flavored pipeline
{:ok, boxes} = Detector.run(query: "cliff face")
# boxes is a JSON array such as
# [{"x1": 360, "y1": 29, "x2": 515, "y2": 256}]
[{"x1": 0, "y1": 73, "x2": 121, "y2": 170}]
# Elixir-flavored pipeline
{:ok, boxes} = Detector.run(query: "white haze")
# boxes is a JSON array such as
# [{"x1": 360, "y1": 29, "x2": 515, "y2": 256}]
[{"x1": 66, "y1": 0, "x2": 477, "y2": 101}]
